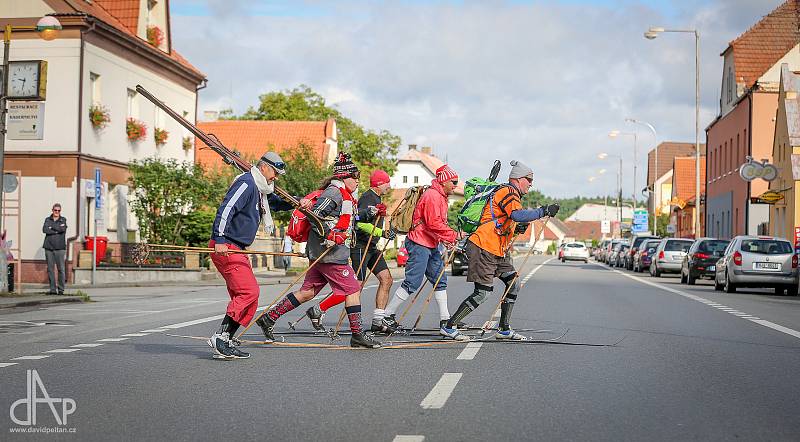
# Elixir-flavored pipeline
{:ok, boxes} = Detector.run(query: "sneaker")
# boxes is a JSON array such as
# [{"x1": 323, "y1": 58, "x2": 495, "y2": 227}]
[
  {"x1": 495, "y1": 329, "x2": 528, "y2": 341},
  {"x1": 225, "y1": 341, "x2": 250, "y2": 359},
  {"x1": 207, "y1": 332, "x2": 233, "y2": 360},
  {"x1": 383, "y1": 315, "x2": 402, "y2": 333},
  {"x1": 306, "y1": 305, "x2": 325, "y2": 331},
  {"x1": 440, "y1": 319, "x2": 468, "y2": 330},
  {"x1": 350, "y1": 332, "x2": 382, "y2": 349},
  {"x1": 255, "y1": 315, "x2": 275, "y2": 342},
  {"x1": 440, "y1": 326, "x2": 470, "y2": 341},
  {"x1": 370, "y1": 318, "x2": 387, "y2": 334}
]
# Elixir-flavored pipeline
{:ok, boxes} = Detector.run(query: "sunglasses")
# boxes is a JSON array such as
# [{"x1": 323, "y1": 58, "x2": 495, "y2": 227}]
[
  {"x1": 53, "y1": 209, "x2": 61, "y2": 212},
  {"x1": 263, "y1": 158, "x2": 286, "y2": 172}
]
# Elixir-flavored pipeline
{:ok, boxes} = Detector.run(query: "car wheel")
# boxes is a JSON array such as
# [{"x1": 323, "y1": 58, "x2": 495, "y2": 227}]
[
  {"x1": 774, "y1": 286, "x2": 785, "y2": 295},
  {"x1": 724, "y1": 271, "x2": 736, "y2": 293},
  {"x1": 452, "y1": 269, "x2": 463, "y2": 276},
  {"x1": 653, "y1": 265, "x2": 661, "y2": 278},
  {"x1": 713, "y1": 274, "x2": 723, "y2": 291},
  {"x1": 687, "y1": 272, "x2": 696, "y2": 286},
  {"x1": 787, "y1": 286, "x2": 798, "y2": 296}
]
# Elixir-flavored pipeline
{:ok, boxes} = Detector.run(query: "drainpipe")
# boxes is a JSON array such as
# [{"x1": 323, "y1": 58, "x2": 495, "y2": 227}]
[{"x1": 745, "y1": 92, "x2": 752, "y2": 235}]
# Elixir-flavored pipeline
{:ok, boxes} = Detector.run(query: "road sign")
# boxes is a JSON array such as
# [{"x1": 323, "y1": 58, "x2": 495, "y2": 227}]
[
  {"x1": 666, "y1": 224, "x2": 676, "y2": 234},
  {"x1": 95, "y1": 168, "x2": 102, "y2": 209},
  {"x1": 632, "y1": 209, "x2": 648, "y2": 233},
  {"x1": 750, "y1": 190, "x2": 784, "y2": 204},
  {"x1": 601, "y1": 220, "x2": 610, "y2": 234}
]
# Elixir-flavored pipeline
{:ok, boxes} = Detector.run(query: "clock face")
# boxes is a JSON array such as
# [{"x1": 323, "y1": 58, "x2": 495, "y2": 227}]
[{"x1": 9, "y1": 61, "x2": 40, "y2": 98}]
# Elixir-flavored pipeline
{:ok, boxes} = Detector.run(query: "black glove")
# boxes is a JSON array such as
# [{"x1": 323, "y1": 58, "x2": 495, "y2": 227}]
[
  {"x1": 514, "y1": 222, "x2": 529, "y2": 235},
  {"x1": 540, "y1": 203, "x2": 560, "y2": 217},
  {"x1": 382, "y1": 228, "x2": 396, "y2": 241}
]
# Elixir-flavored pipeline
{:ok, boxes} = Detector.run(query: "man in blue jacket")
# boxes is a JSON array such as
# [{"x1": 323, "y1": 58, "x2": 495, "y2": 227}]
[{"x1": 207, "y1": 151, "x2": 309, "y2": 360}]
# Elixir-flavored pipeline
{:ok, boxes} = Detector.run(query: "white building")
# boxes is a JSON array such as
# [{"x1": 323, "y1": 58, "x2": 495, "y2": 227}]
[
  {"x1": 566, "y1": 203, "x2": 634, "y2": 222},
  {"x1": 391, "y1": 144, "x2": 464, "y2": 205},
  {"x1": 2, "y1": 0, "x2": 205, "y2": 283}
]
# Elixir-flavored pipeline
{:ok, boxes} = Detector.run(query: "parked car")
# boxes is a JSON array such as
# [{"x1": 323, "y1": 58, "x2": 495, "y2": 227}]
[
  {"x1": 624, "y1": 235, "x2": 660, "y2": 270},
  {"x1": 596, "y1": 240, "x2": 610, "y2": 261},
  {"x1": 605, "y1": 240, "x2": 623, "y2": 265},
  {"x1": 451, "y1": 239, "x2": 469, "y2": 276},
  {"x1": 680, "y1": 238, "x2": 730, "y2": 285},
  {"x1": 396, "y1": 247, "x2": 409, "y2": 267},
  {"x1": 633, "y1": 239, "x2": 661, "y2": 273},
  {"x1": 650, "y1": 238, "x2": 694, "y2": 277},
  {"x1": 714, "y1": 236, "x2": 798, "y2": 295},
  {"x1": 562, "y1": 242, "x2": 589, "y2": 263},
  {"x1": 610, "y1": 244, "x2": 629, "y2": 268}
]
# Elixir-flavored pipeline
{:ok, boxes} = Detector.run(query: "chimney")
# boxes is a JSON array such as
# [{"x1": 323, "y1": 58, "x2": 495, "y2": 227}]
[
  {"x1": 408, "y1": 144, "x2": 417, "y2": 150},
  {"x1": 421, "y1": 146, "x2": 432, "y2": 155},
  {"x1": 203, "y1": 110, "x2": 219, "y2": 121}
]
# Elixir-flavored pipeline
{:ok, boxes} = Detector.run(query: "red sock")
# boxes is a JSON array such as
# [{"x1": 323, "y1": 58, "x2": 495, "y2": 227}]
[{"x1": 319, "y1": 293, "x2": 346, "y2": 311}]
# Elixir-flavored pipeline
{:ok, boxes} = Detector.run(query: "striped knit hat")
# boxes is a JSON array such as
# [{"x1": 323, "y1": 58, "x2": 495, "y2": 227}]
[
  {"x1": 333, "y1": 152, "x2": 359, "y2": 178},
  {"x1": 435, "y1": 165, "x2": 458, "y2": 183}
]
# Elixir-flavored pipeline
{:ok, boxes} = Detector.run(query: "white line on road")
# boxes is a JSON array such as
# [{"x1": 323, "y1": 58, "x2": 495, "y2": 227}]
[
  {"x1": 0, "y1": 363, "x2": 18, "y2": 368},
  {"x1": 97, "y1": 338, "x2": 129, "y2": 342},
  {"x1": 160, "y1": 314, "x2": 225, "y2": 329},
  {"x1": 12, "y1": 355, "x2": 51, "y2": 360},
  {"x1": 71, "y1": 343, "x2": 104, "y2": 348},
  {"x1": 420, "y1": 373, "x2": 463, "y2": 409},
  {"x1": 520, "y1": 258, "x2": 554, "y2": 287},
  {"x1": 456, "y1": 342, "x2": 483, "y2": 360},
  {"x1": 602, "y1": 264, "x2": 800, "y2": 342},
  {"x1": 45, "y1": 349, "x2": 82, "y2": 353},
  {"x1": 393, "y1": 436, "x2": 425, "y2": 442},
  {"x1": 120, "y1": 333, "x2": 149, "y2": 337},
  {"x1": 141, "y1": 329, "x2": 170, "y2": 333}
]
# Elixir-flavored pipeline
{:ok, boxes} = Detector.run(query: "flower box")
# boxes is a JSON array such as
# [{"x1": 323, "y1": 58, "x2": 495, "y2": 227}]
[
  {"x1": 89, "y1": 104, "x2": 110, "y2": 129},
  {"x1": 147, "y1": 25, "x2": 164, "y2": 47},
  {"x1": 154, "y1": 128, "x2": 169, "y2": 146},
  {"x1": 126, "y1": 118, "x2": 147, "y2": 142}
]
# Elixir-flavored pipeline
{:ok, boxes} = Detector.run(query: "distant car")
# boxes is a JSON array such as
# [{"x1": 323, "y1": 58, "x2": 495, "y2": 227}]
[
  {"x1": 624, "y1": 235, "x2": 660, "y2": 270},
  {"x1": 396, "y1": 247, "x2": 408, "y2": 267},
  {"x1": 603, "y1": 239, "x2": 623, "y2": 264},
  {"x1": 610, "y1": 244, "x2": 629, "y2": 268},
  {"x1": 650, "y1": 238, "x2": 694, "y2": 277},
  {"x1": 562, "y1": 242, "x2": 589, "y2": 263},
  {"x1": 596, "y1": 240, "x2": 610, "y2": 261},
  {"x1": 680, "y1": 238, "x2": 730, "y2": 285},
  {"x1": 714, "y1": 236, "x2": 798, "y2": 295},
  {"x1": 451, "y1": 239, "x2": 469, "y2": 276},
  {"x1": 633, "y1": 239, "x2": 661, "y2": 273}
]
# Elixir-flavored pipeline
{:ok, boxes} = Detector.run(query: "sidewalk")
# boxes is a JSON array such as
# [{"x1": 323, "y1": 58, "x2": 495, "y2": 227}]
[{"x1": 0, "y1": 293, "x2": 85, "y2": 310}]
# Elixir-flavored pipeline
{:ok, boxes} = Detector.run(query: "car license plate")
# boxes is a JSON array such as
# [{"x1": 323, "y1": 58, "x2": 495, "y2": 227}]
[
  {"x1": 754, "y1": 262, "x2": 781, "y2": 271},
  {"x1": 672, "y1": 255, "x2": 682, "y2": 260},
  {"x1": 708, "y1": 265, "x2": 715, "y2": 271}
]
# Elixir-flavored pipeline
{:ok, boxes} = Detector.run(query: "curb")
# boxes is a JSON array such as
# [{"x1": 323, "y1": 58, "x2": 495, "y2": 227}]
[{"x1": 0, "y1": 296, "x2": 84, "y2": 310}]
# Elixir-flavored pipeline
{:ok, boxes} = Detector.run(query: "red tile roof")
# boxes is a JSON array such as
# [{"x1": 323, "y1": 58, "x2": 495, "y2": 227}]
[
  {"x1": 727, "y1": 0, "x2": 800, "y2": 88},
  {"x1": 563, "y1": 221, "x2": 603, "y2": 241},
  {"x1": 194, "y1": 119, "x2": 336, "y2": 171},
  {"x1": 52, "y1": 0, "x2": 205, "y2": 80},
  {"x1": 671, "y1": 156, "x2": 707, "y2": 201},
  {"x1": 647, "y1": 142, "x2": 706, "y2": 185}
]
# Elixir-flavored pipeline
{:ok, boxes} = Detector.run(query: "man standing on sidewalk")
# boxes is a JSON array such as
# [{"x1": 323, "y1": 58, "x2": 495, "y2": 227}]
[
  {"x1": 42, "y1": 203, "x2": 67, "y2": 295},
  {"x1": 382, "y1": 165, "x2": 461, "y2": 336}
]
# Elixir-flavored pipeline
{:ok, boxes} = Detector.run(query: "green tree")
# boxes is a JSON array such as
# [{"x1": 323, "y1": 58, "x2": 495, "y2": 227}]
[
  {"x1": 447, "y1": 200, "x2": 465, "y2": 230},
  {"x1": 655, "y1": 213, "x2": 671, "y2": 237},
  {"x1": 270, "y1": 142, "x2": 331, "y2": 224}
]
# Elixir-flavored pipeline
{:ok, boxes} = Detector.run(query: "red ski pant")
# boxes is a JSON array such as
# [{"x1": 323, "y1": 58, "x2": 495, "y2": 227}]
[{"x1": 209, "y1": 240, "x2": 260, "y2": 326}]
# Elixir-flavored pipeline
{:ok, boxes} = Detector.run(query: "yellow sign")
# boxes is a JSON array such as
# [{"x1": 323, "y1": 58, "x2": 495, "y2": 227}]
[
  {"x1": 669, "y1": 197, "x2": 687, "y2": 209},
  {"x1": 755, "y1": 191, "x2": 784, "y2": 204}
]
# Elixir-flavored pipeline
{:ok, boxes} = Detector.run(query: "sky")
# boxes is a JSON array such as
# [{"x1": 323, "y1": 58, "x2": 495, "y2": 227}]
[{"x1": 169, "y1": 0, "x2": 787, "y2": 199}]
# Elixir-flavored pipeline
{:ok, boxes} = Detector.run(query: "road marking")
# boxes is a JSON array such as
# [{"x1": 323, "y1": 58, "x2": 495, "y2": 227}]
[
  {"x1": 393, "y1": 436, "x2": 425, "y2": 442},
  {"x1": 141, "y1": 329, "x2": 170, "y2": 333},
  {"x1": 420, "y1": 373, "x2": 462, "y2": 409},
  {"x1": 120, "y1": 333, "x2": 149, "y2": 337},
  {"x1": 521, "y1": 258, "x2": 554, "y2": 287},
  {"x1": 97, "y1": 338, "x2": 128, "y2": 342},
  {"x1": 456, "y1": 342, "x2": 482, "y2": 360},
  {"x1": 161, "y1": 314, "x2": 225, "y2": 329},
  {"x1": 0, "y1": 363, "x2": 17, "y2": 368},
  {"x1": 45, "y1": 348, "x2": 82, "y2": 353},
  {"x1": 71, "y1": 343, "x2": 104, "y2": 348},
  {"x1": 12, "y1": 355, "x2": 51, "y2": 360},
  {"x1": 602, "y1": 264, "x2": 800, "y2": 342}
]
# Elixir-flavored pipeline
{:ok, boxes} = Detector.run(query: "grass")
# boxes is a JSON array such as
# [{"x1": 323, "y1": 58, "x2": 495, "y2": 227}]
[{"x1": 73, "y1": 290, "x2": 92, "y2": 302}]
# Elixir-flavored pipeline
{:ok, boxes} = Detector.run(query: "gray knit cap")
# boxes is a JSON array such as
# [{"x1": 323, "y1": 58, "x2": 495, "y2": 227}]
[
  {"x1": 260, "y1": 151, "x2": 286, "y2": 175},
  {"x1": 509, "y1": 160, "x2": 533, "y2": 180}
]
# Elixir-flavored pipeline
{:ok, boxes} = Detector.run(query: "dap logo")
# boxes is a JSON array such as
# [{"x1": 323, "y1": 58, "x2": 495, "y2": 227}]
[{"x1": 9, "y1": 370, "x2": 76, "y2": 426}]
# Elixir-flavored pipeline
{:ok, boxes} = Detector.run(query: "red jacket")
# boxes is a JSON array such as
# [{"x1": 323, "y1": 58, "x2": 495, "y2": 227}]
[{"x1": 407, "y1": 180, "x2": 457, "y2": 248}]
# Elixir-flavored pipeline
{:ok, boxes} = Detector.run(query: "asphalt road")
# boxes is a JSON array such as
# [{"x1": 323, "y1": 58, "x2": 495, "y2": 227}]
[{"x1": 2, "y1": 255, "x2": 800, "y2": 441}]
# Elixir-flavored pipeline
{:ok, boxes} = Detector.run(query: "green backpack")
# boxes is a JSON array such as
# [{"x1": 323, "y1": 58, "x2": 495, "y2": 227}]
[{"x1": 457, "y1": 178, "x2": 507, "y2": 234}]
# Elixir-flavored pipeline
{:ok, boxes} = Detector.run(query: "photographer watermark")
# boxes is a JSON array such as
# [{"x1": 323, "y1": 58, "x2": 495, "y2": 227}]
[{"x1": 9, "y1": 370, "x2": 76, "y2": 433}]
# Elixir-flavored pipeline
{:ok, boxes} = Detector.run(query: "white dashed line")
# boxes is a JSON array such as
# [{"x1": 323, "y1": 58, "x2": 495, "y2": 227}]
[
  {"x1": 71, "y1": 343, "x2": 104, "y2": 348},
  {"x1": 420, "y1": 373, "x2": 462, "y2": 409},
  {"x1": 601, "y1": 264, "x2": 800, "y2": 341},
  {"x1": 12, "y1": 355, "x2": 51, "y2": 360},
  {"x1": 97, "y1": 338, "x2": 129, "y2": 342},
  {"x1": 393, "y1": 436, "x2": 425, "y2": 442},
  {"x1": 141, "y1": 329, "x2": 170, "y2": 333},
  {"x1": 520, "y1": 257, "x2": 554, "y2": 287},
  {"x1": 0, "y1": 363, "x2": 18, "y2": 368},
  {"x1": 45, "y1": 349, "x2": 82, "y2": 353},
  {"x1": 456, "y1": 342, "x2": 483, "y2": 360},
  {"x1": 120, "y1": 333, "x2": 149, "y2": 337},
  {"x1": 160, "y1": 314, "x2": 225, "y2": 329}
]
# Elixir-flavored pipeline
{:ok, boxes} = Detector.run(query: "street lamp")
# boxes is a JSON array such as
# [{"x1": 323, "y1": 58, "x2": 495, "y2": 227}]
[
  {"x1": 645, "y1": 26, "x2": 701, "y2": 237},
  {"x1": 626, "y1": 118, "x2": 658, "y2": 233},
  {"x1": 609, "y1": 130, "x2": 638, "y2": 209},
  {"x1": 598, "y1": 152, "x2": 623, "y2": 227},
  {"x1": 0, "y1": 16, "x2": 62, "y2": 292}
]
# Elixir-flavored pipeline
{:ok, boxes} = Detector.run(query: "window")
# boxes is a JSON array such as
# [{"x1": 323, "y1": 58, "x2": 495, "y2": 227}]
[
  {"x1": 727, "y1": 67, "x2": 733, "y2": 103},
  {"x1": 155, "y1": 107, "x2": 166, "y2": 129},
  {"x1": 736, "y1": 133, "x2": 740, "y2": 166},
  {"x1": 413, "y1": 176, "x2": 419, "y2": 184},
  {"x1": 723, "y1": 141, "x2": 727, "y2": 174},
  {"x1": 735, "y1": 208, "x2": 738, "y2": 235},
  {"x1": 90, "y1": 72, "x2": 101, "y2": 105},
  {"x1": 402, "y1": 176, "x2": 407, "y2": 184},
  {"x1": 127, "y1": 88, "x2": 139, "y2": 119},
  {"x1": 744, "y1": 129, "x2": 748, "y2": 155},
  {"x1": 730, "y1": 138, "x2": 733, "y2": 171}
]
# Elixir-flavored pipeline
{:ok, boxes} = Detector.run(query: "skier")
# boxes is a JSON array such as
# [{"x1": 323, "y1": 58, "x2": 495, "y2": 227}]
[
  {"x1": 442, "y1": 160, "x2": 559, "y2": 341},
  {"x1": 254, "y1": 153, "x2": 382, "y2": 349},
  {"x1": 207, "y1": 152, "x2": 310, "y2": 359},
  {"x1": 382, "y1": 165, "x2": 461, "y2": 336}
]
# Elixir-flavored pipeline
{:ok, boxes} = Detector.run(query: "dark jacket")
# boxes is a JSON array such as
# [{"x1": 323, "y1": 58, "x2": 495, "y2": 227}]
[
  {"x1": 211, "y1": 172, "x2": 293, "y2": 249},
  {"x1": 42, "y1": 216, "x2": 67, "y2": 250},
  {"x1": 354, "y1": 188, "x2": 383, "y2": 249}
]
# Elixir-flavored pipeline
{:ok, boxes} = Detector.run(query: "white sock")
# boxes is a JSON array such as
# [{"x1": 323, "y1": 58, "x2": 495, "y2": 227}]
[
  {"x1": 373, "y1": 308, "x2": 385, "y2": 321},
  {"x1": 384, "y1": 287, "x2": 409, "y2": 316},
  {"x1": 434, "y1": 290, "x2": 450, "y2": 320}
]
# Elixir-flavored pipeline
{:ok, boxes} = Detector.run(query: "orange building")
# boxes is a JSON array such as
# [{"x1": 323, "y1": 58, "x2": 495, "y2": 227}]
[{"x1": 670, "y1": 156, "x2": 707, "y2": 239}]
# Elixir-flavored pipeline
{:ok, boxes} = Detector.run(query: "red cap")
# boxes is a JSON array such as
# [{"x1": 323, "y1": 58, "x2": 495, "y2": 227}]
[
  {"x1": 370, "y1": 169, "x2": 391, "y2": 187},
  {"x1": 435, "y1": 165, "x2": 458, "y2": 183}
]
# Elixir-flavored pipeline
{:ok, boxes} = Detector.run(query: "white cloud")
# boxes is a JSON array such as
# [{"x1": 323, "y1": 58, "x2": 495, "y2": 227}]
[{"x1": 171, "y1": 0, "x2": 785, "y2": 198}]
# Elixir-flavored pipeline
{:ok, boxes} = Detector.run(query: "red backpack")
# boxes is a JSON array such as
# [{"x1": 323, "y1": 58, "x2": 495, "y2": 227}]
[{"x1": 286, "y1": 190, "x2": 324, "y2": 243}]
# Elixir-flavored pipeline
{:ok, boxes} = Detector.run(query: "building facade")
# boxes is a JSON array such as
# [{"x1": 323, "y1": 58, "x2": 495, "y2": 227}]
[
  {"x1": 2, "y1": 0, "x2": 205, "y2": 283},
  {"x1": 769, "y1": 65, "x2": 800, "y2": 243}
]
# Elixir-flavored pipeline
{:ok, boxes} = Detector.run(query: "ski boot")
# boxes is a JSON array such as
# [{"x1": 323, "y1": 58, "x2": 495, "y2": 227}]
[
  {"x1": 440, "y1": 324, "x2": 470, "y2": 341},
  {"x1": 496, "y1": 328, "x2": 528, "y2": 341},
  {"x1": 351, "y1": 332, "x2": 382, "y2": 349},
  {"x1": 255, "y1": 315, "x2": 276, "y2": 342},
  {"x1": 306, "y1": 305, "x2": 326, "y2": 331}
]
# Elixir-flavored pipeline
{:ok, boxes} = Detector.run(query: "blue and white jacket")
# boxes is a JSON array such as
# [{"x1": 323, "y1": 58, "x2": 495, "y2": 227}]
[{"x1": 211, "y1": 173, "x2": 293, "y2": 248}]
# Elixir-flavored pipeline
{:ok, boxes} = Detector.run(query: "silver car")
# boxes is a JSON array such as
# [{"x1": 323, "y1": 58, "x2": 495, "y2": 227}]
[
  {"x1": 650, "y1": 238, "x2": 694, "y2": 277},
  {"x1": 714, "y1": 236, "x2": 799, "y2": 295}
]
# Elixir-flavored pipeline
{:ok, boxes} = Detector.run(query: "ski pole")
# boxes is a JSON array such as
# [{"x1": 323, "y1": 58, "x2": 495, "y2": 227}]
[{"x1": 409, "y1": 247, "x2": 458, "y2": 333}]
